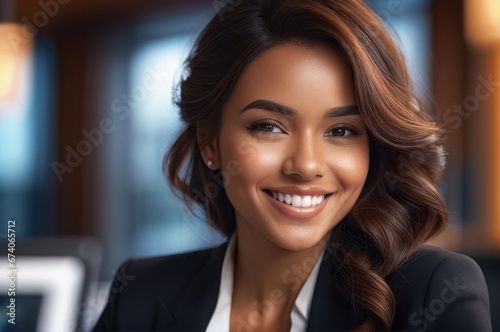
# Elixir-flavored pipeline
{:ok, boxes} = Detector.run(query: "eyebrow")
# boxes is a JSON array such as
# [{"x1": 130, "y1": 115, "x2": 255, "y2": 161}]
[{"x1": 239, "y1": 99, "x2": 359, "y2": 118}]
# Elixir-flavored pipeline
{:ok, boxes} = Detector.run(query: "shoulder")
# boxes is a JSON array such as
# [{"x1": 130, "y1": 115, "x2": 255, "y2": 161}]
[
  {"x1": 388, "y1": 245, "x2": 486, "y2": 297},
  {"x1": 93, "y1": 243, "x2": 227, "y2": 331},
  {"x1": 112, "y1": 243, "x2": 228, "y2": 300},
  {"x1": 388, "y1": 245, "x2": 492, "y2": 331},
  {"x1": 395, "y1": 245, "x2": 483, "y2": 280}
]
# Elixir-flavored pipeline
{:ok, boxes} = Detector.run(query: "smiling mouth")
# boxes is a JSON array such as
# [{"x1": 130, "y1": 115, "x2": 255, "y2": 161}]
[{"x1": 265, "y1": 190, "x2": 332, "y2": 208}]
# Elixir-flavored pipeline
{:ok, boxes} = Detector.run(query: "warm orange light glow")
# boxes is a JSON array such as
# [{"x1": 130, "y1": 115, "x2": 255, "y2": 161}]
[
  {"x1": 0, "y1": 23, "x2": 33, "y2": 113},
  {"x1": 465, "y1": 0, "x2": 500, "y2": 47}
]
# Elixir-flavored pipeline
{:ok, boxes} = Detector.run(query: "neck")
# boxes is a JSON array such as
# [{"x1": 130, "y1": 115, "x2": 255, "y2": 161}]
[{"x1": 232, "y1": 224, "x2": 329, "y2": 313}]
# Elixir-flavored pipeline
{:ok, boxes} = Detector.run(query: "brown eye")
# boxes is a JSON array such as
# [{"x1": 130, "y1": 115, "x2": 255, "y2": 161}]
[
  {"x1": 325, "y1": 124, "x2": 361, "y2": 137},
  {"x1": 247, "y1": 120, "x2": 285, "y2": 133},
  {"x1": 256, "y1": 123, "x2": 280, "y2": 132},
  {"x1": 331, "y1": 128, "x2": 347, "y2": 136}
]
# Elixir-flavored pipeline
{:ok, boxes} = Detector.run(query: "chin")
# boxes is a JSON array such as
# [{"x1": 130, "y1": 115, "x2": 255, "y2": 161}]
[{"x1": 270, "y1": 229, "x2": 331, "y2": 252}]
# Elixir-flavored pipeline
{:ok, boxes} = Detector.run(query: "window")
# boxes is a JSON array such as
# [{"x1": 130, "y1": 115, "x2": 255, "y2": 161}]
[
  {"x1": 95, "y1": 7, "x2": 225, "y2": 276},
  {"x1": 0, "y1": 37, "x2": 55, "y2": 236}
]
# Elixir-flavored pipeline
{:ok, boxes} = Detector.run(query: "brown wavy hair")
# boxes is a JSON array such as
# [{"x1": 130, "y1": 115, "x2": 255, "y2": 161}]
[{"x1": 164, "y1": 0, "x2": 447, "y2": 330}]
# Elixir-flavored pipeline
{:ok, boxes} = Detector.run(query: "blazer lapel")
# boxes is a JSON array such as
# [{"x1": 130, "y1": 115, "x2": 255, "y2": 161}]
[
  {"x1": 307, "y1": 256, "x2": 366, "y2": 331},
  {"x1": 153, "y1": 243, "x2": 228, "y2": 331},
  {"x1": 150, "y1": 243, "x2": 366, "y2": 331}
]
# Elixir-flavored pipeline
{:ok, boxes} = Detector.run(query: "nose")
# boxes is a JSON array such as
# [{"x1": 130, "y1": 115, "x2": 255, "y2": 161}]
[{"x1": 281, "y1": 135, "x2": 324, "y2": 181}]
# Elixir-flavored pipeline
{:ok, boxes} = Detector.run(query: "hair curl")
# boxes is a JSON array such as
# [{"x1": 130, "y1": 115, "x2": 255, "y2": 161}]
[{"x1": 164, "y1": 0, "x2": 447, "y2": 330}]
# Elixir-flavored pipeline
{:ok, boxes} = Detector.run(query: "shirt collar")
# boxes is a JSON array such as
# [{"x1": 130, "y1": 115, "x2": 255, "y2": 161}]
[
  {"x1": 206, "y1": 234, "x2": 325, "y2": 332},
  {"x1": 291, "y1": 247, "x2": 324, "y2": 331}
]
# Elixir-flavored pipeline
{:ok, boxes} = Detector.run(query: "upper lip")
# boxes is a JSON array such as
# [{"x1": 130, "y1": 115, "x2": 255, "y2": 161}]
[{"x1": 265, "y1": 186, "x2": 333, "y2": 196}]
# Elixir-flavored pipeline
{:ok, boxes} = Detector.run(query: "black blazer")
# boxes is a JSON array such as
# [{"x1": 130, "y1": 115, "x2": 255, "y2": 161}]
[{"x1": 93, "y1": 244, "x2": 492, "y2": 331}]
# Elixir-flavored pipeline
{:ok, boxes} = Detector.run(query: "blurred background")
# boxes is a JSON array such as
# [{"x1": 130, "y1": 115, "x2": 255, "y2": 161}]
[{"x1": 0, "y1": 0, "x2": 499, "y2": 331}]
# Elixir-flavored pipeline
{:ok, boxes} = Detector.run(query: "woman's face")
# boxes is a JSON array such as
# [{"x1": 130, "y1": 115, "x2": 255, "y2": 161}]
[{"x1": 208, "y1": 43, "x2": 369, "y2": 251}]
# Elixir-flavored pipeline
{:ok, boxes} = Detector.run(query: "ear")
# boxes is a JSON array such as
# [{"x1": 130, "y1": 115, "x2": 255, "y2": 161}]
[{"x1": 197, "y1": 125, "x2": 220, "y2": 170}]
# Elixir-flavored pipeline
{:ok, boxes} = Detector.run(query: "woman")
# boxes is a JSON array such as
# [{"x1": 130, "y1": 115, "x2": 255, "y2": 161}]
[{"x1": 94, "y1": 0, "x2": 492, "y2": 331}]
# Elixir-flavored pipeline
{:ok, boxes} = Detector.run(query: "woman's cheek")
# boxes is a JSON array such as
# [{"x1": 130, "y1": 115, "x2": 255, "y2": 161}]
[
  {"x1": 323, "y1": 146, "x2": 369, "y2": 184},
  {"x1": 227, "y1": 132, "x2": 276, "y2": 161},
  {"x1": 235, "y1": 139, "x2": 265, "y2": 163},
  {"x1": 224, "y1": 140, "x2": 284, "y2": 183}
]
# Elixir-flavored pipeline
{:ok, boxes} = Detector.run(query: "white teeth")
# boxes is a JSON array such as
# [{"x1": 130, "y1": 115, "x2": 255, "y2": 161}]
[{"x1": 270, "y1": 191, "x2": 326, "y2": 207}]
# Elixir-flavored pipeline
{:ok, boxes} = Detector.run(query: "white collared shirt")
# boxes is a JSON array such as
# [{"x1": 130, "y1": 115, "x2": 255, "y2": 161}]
[{"x1": 206, "y1": 236, "x2": 324, "y2": 332}]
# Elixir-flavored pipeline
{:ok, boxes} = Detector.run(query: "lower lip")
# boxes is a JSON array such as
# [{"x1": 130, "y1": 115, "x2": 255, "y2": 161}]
[{"x1": 265, "y1": 192, "x2": 329, "y2": 220}]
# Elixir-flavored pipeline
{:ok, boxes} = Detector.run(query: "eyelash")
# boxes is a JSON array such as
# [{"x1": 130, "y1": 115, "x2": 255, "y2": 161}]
[
  {"x1": 325, "y1": 124, "x2": 361, "y2": 137},
  {"x1": 247, "y1": 119, "x2": 286, "y2": 134},
  {"x1": 246, "y1": 119, "x2": 361, "y2": 137}
]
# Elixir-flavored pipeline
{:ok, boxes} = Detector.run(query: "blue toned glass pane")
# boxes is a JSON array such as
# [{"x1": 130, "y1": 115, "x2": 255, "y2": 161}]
[
  {"x1": 367, "y1": 0, "x2": 431, "y2": 99},
  {"x1": 127, "y1": 35, "x2": 225, "y2": 257}
]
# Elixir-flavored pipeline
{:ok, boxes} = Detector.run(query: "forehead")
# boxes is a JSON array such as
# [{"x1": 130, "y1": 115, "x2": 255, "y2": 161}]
[{"x1": 224, "y1": 43, "x2": 356, "y2": 113}]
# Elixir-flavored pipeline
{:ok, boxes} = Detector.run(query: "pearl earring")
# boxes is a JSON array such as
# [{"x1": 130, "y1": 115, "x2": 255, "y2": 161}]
[{"x1": 207, "y1": 160, "x2": 213, "y2": 168}]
